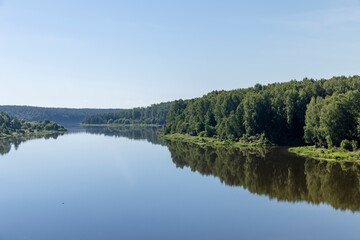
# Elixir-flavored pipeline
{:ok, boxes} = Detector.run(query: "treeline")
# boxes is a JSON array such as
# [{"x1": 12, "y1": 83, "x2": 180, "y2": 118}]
[
  {"x1": 163, "y1": 76, "x2": 360, "y2": 146},
  {"x1": 82, "y1": 102, "x2": 172, "y2": 125},
  {"x1": 166, "y1": 141, "x2": 360, "y2": 211},
  {"x1": 0, "y1": 105, "x2": 126, "y2": 124},
  {"x1": 304, "y1": 90, "x2": 360, "y2": 149},
  {"x1": 0, "y1": 112, "x2": 67, "y2": 138}
]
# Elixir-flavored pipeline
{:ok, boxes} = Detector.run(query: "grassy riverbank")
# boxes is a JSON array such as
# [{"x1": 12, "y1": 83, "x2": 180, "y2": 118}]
[
  {"x1": 164, "y1": 133, "x2": 360, "y2": 162},
  {"x1": 161, "y1": 133, "x2": 273, "y2": 148},
  {"x1": 289, "y1": 146, "x2": 360, "y2": 161}
]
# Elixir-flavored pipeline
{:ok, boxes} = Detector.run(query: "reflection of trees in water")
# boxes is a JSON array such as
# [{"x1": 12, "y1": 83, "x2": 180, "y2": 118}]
[
  {"x1": 83, "y1": 126, "x2": 163, "y2": 146},
  {"x1": 0, "y1": 133, "x2": 64, "y2": 155},
  {"x1": 166, "y1": 141, "x2": 360, "y2": 212}
]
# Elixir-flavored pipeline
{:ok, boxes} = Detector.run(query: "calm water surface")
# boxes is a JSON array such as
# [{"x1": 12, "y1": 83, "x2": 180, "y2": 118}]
[{"x1": 0, "y1": 125, "x2": 360, "y2": 240}]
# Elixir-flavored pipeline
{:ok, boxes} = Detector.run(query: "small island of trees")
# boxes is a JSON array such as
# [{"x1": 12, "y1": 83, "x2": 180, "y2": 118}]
[{"x1": 0, "y1": 112, "x2": 67, "y2": 139}]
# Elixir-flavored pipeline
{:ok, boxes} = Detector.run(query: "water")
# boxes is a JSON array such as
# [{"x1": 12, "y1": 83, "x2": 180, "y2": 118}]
[{"x1": 0, "y1": 125, "x2": 360, "y2": 240}]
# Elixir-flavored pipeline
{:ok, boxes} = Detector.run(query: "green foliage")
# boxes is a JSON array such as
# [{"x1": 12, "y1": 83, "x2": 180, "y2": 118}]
[
  {"x1": 304, "y1": 90, "x2": 360, "y2": 148},
  {"x1": 0, "y1": 106, "x2": 125, "y2": 124},
  {"x1": 164, "y1": 75, "x2": 360, "y2": 146},
  {"x1": 289, "y1": 146, "x2": 360, "y2": 161},
  {"x1": 82, "y1": 102, "x2": 172, "y2": 125},
  {"x1": 0, "y1": 112, "x2": 67, "y2": 139},
  {"x1": 351, "y1": 140, "x2": 358, "y2": 151},
  {"x1": 304, "y1": 97, "x2": 325, "y2": 146},
  {"x1": 341, "y1": 140, "x2": 352, "y2": 151},
  {"x1": 162, "y1": 132, "x2": 272, "y2": 147}
]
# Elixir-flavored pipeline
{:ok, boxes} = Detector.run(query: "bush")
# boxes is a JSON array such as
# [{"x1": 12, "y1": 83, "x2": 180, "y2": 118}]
[
  {"x1": 199, "y1": 131, "x2": 206, "y2": 137},
  {"x1": 205, "y1": 125, "x2": 215, "y2": 137},
  {"x1": 326, "y1": 136, "x2": 333, "y2": 148},
  {"x1": 351, "y1": 140, "x2": 358, "y2": 151},
  {"x1": 340, "y1": 140, "x2": 352, "y2": 151}
]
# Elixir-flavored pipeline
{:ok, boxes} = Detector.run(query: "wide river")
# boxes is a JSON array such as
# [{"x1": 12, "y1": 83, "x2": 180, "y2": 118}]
[{"x1": 0, "y1": 125, "x2": 360, "y2": 240}]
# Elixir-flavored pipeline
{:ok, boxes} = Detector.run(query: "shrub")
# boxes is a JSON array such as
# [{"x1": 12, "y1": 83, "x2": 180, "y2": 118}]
[
  {"x1": 199, "y1": 131, "x2": 206, "y2": 137},
  {"x1": 340, "y1": 140, "x2": 352, "y2": 151},
  {"x1": 351, "y1": 140, "x2": 358, "y2": 151},
  {"x1": 326, "y1": 136, "x2": 334, "y2": 148}
]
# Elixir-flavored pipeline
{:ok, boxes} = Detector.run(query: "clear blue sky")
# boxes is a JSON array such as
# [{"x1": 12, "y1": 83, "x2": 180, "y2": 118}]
[{"x1": 1, "y1": 0, "x2": 359, "y2": 108}]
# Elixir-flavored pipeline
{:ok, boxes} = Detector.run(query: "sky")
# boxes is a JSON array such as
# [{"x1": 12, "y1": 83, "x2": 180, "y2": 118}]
[{"x1": 1, "y1": 0, "x2": 360, "y2": 108}]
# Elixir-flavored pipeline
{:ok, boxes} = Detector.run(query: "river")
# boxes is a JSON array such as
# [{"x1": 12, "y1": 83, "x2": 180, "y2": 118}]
[{"x1": 0, "y1": 125, "x2": 359, "y2": 240}]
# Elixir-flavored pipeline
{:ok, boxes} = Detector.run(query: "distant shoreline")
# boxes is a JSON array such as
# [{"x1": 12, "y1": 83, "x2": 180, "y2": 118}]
[{"x1": 0, "y1": 129, "x2": 67, "y2": 140}]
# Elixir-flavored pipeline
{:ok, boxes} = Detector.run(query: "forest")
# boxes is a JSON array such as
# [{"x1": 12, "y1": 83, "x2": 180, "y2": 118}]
[
  {"x1": 82, "y1": 101, "x2": 172, "y2": 125},
  {"x1": 0, "y1": 112, "x2": 67, "y2": 139},
  {"x1": 163, "y1": 75, "x2": 360, "y2": 148},
  {"x1": 0, "y1": 105, "x2": 125, "y2": 124}
]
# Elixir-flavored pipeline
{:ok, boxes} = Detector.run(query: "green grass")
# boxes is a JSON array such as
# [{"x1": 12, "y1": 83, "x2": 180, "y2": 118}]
[
  {"x1": 289, "y1": 146, "x2": 360, "y2": 162},
  {"x1": 161, "y1": 133, "x2": 273, "y2": 148}
]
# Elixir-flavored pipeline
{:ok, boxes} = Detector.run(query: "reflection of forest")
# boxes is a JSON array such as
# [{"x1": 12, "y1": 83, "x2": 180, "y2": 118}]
[
  {"x1": 166, "y1": 141, "x2": 360, "y2": 212},
  {"x1": 83, "y1": 126, "x2": 163, "y2": 145},
  {"x1": 0, "y1": 133, "x2": 65, "y2": 155}
]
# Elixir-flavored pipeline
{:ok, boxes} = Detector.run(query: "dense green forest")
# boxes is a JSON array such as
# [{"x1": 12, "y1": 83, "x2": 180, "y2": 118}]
[
  {"x1": 82, "y1": 102, "x2": 172, "y2": 125},
  {"x1": 163, "y1": 76, "x2": 360, "y2": 147},
  {"x1": 0, "y1": 105, "x2": 125, "y2": 124},
  {"x1": 304, "y1": 90, "x2": 360, "y2": 148},
  {"x1": 0, "y1": 112, "x2": 67, "y2": 139},
  {"x1": 166, "y1": 141, "x2": 360, "y2": 211}
]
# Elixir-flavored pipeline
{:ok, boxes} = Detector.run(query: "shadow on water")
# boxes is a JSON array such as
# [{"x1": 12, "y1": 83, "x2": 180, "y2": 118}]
[
  {"x1": 0, "y1": 121, "x2": 84, "y2": 155},
  {"x1": 165, "y1": 140, "x2": 360, "y2": 212},
  {"x1": 0, "y1": 133, "x2": 65, "y2": 155},
  {"x1": 0, "y1": 125, "x2": 162, "y2": 155},
  {"x1": 82, "y1": 126, "x2": 360, "y2": 212},
  {"x1": 3, "y1": 124, "x2": 360, "y2": 213},
  {"x1": 82, "y1": 125, "x2": 164, "y2": 146}
]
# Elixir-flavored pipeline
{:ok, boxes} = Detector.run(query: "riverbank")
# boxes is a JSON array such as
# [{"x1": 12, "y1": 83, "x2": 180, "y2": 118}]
[
  {"x1": 161, "y1": 133, "x2": 273, "y2": 148},
  {"x1": 289, "y1": 146, "x2": 360, "y2": 162},
  {"x1": 163, "y1": 134, "x2": 360, "y2": 162},
  {"x1": 0, "y1": 129, "x2": 67, "y2": 140}
]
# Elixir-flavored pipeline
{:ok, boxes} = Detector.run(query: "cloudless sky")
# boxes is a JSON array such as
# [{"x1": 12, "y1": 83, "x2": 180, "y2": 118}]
[{"x1": 1, "y1": 0, "x2": 360, "y2": 108}]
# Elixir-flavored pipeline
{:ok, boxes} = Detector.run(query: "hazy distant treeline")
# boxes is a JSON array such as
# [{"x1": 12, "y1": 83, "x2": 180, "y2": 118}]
[
  {"x1": 82, "y1": 102, "x2": 172, "y2": 125},
  {"x1": 0, "y1": 105, "x2": 126, "y2": 124}
]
